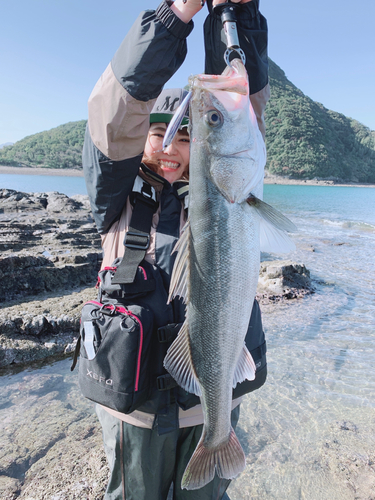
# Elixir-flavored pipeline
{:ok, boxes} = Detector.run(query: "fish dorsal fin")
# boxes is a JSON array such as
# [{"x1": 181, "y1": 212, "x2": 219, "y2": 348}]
[
  {"x1": 168, "y1": 219, "x2": 190, "y2": 303},
  {"x1": 246, "y1": 194, "x2": 297, "y2": 253},
  {"x1": 163, "y1": 321, "x2": 202, "y2": 397},
  {"x1": 232, "y1": 344, "x2": 256, "y2": 388}
]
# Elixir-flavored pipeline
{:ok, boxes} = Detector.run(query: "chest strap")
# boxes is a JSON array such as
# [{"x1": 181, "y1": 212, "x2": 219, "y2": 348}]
[{"x1": 112, "y1": 178, "x2": 158, "y2": 284}]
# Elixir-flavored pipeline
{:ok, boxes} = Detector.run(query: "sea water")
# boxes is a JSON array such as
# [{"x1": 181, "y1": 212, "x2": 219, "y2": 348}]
[
  {"x1": 0, "y1": 173, "x2": 87, "y2": 197},
  {"x1": 1, "y1": 177, "x2": 374, "y2": 499},
  {"x1": 229, "y1": 185, "x2": 375, "y2": 499}
]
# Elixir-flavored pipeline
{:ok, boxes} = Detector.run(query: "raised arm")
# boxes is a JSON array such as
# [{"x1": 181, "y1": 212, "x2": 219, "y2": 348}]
[
  {"x1": 204, "y1": 0, "x2": 269, "y2": 137},
  {"x1": 83, "y1": 1, "x2": 202, "y2": 234}
]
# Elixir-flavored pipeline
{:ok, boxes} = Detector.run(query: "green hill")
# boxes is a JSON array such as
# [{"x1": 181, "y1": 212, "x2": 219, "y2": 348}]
[
  {"x1": 0, "y1": 60, "x2": 374, "y2": 182},
  {"x1": 265, "y1": 60, "x2": 375, "y2": 183},
  {"x1": 0, "y1": 120, "x2": 87, "y2": 170}
]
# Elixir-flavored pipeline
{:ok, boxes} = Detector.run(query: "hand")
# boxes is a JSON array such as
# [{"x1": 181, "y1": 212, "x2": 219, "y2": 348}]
[
  {"x1": 212, "y1": 0, "x2": 252, "y2": 4},
  {"x1": 171, "y1": 0, "x2": 206, "y2": 23}
]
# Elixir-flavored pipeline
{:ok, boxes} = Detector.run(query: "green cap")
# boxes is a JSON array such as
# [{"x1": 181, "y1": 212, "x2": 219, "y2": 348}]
[{"x1": 150, "y1": 88, "x2": 189, "y2": 126}]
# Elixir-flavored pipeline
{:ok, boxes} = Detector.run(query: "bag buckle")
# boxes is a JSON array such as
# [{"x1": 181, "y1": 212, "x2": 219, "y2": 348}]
[
  {"x1": 100, "y1": 304, "x2": 116, "y2": 316},
  {"x1": 157, "y1": 323, "x2": 181, "y2": 343},
  {"x1": 124, "y1": 231, "x2": 150, "y2": 251},
  {"x1": 157, "y1": 374, "x2": 178, "y2": 391}
]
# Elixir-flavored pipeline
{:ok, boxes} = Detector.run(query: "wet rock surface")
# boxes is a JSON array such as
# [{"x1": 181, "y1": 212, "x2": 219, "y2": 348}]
[
  {"x1": 0, "y1": 363, "x2": 109, "y2": 499},
  {"x1": 256, "y1": 260, "x2": 314, "y2": 303},
  {"x1": 319, "y1": 420, "x2": 375, "y2": 499},
  {"x1": 0, "y1": 189, "x2": 102, "y2": 370}
]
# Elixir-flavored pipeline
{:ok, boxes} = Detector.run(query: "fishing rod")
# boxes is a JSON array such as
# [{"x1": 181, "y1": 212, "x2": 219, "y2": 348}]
[{"x1": 212, "y1": 0, "x2": 246, "y2": 66}]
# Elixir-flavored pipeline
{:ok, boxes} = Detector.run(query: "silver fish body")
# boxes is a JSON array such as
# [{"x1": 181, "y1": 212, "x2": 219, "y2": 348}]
[{"x1": 164, "y1": 60, "x2": 267, "y2": 490}]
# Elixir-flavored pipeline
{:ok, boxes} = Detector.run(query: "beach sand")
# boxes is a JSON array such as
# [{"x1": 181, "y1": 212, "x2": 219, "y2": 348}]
[{"x1": 1, "y1": 165, "x2": 374, "y2": 188}]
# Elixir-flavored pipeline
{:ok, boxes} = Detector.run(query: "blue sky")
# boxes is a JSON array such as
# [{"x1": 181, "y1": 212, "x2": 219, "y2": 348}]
[{"x1": 1, "y1": 0, "x2": 374, "y2": 145}]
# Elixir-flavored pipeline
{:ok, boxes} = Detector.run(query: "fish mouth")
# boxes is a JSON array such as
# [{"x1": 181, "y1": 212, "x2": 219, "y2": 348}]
[{"x1": 190, "y1": 59, "x2": 248, "y2": 96}]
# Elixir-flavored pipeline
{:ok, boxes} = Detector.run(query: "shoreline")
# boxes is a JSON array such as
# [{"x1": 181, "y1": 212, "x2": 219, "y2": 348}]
[
  {"x1": 0, "y1": 166, "x2": 84, "y2": 177},
  {"x1": 1, "y1": 165, "x2": 374, "y2": 188},
  {"x1": 263, "y1": 174, "x2": 375, "y2": 188}
]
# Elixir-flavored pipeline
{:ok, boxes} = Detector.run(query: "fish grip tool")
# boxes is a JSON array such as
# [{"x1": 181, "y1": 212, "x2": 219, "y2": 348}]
[{"x1": 213, "y1": 1, "x2": 246, "y2": 66}]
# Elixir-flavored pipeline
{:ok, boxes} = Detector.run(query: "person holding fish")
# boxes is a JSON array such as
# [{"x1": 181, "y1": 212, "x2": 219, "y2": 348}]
[{"x1": 82, "y1": 0, "x2": 275, "y2": 498}]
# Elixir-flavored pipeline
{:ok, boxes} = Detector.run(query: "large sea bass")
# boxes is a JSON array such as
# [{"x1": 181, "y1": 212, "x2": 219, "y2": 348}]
[{"x1": 164, "y1": 59, "x2": 295, "y2": 490}]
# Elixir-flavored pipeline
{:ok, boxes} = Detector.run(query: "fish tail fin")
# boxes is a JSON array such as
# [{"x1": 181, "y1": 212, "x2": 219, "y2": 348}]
[{"x1": 181, "y1": 428, "x2": 246, "y2": 490}]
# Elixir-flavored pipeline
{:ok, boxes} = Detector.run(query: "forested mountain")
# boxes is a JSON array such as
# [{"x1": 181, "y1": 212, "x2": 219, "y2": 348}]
[
  {"x1": 265, "y1": 60, "x2": 375, "y2": 183},
  {"x1": 0, "y1": 121, "x2": 87, "y2": 170},
  {"x1": 0, "y1": 60, "x2": 374, "y2": 182}
]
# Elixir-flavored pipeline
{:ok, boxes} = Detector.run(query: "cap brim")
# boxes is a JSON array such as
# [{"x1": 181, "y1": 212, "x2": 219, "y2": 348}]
[{"x1": 150, "y1": 113, "x2": 189, "y2": 126}]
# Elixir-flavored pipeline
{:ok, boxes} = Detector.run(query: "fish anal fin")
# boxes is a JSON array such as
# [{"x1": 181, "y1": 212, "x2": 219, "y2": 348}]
[
  {"x1": 163, "y1": 322, "x2": 201, "y2": 397},
  {"x1": 181, "y1": 427, "x2": 246, "y2": 490},
  {"x1": 232, "y1": 344, "x2": 256, "y2": 389}
]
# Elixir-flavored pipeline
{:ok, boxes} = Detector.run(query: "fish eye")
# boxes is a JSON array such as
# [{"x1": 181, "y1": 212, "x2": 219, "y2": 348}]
[{"x1": 205, "y1": 110, "x2": 223, "y2": 128}]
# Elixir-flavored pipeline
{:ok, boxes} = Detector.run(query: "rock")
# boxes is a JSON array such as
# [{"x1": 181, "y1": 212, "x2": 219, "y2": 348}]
[
  {"x1": 0, "y1": 189, "x2": 102, "y2": 302},
  {"x1": 257, "y1": 260, "x2": 314, "y2": 303},
  {"x1": 0, "y1": 189, "x2": 103, "y2": 368},
  {"x1": 44, "y1": 191, "x2": 81, "y2": 213},
  {"x1": 0, "y1": 287, "x2": 97, "y2": 368}
]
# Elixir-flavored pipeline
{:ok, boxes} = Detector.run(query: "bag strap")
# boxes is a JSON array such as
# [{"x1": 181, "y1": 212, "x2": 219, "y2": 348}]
[
  {"x1": 112, "y1": 178, "x2": 158, "y2": 284},
  {"x1": 157, "y1": 323, "x2": 182, "y2": 343},
  {"x1": 70, "y1": 336, "x2": 81, "y2": 371}
]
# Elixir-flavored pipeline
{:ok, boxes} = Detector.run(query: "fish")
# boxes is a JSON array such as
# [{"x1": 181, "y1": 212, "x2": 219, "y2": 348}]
[{"x1": 164, "y1": 59, "x2": 296, "y2": 490}]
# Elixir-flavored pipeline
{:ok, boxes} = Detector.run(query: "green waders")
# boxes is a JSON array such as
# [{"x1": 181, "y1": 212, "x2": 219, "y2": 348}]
[{"x1": 96, "y1": 405, "x2": 240, "y2": 500}]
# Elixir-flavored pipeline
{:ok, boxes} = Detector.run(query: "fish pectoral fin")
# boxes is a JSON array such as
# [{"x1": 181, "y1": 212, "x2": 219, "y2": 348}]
[
  {"x1": 181, "y1": 427, "x2": 245, "y2": 490},
  {"x1": 246, "y1": 194, "x2": 297, "y2": 254},
  {"x1": 168, "y1": 219, "x2": 190, "y2": 304},
  {"x1": 233, "y1": 344, "x2": 257, "y2": 388},
  {"x1": 246, "y1": 194, "x2": 297, "y2": 232},
  {"x1": 259, "y1": 219, "x2": 296, "y2": 253},
  {"x1": 163, "y1": 321, "x2": 201, "y2": 397}
]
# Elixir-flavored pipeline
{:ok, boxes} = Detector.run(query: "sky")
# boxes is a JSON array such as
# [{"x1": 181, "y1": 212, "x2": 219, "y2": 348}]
[{"x1": 1, "y1": 0, "x2": 374, "y2": 145}]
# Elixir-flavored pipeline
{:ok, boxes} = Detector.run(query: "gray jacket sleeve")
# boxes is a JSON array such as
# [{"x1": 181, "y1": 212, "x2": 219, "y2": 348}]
[{"x1": 83, "y1": 1, "x2": 194, "y2": 235}]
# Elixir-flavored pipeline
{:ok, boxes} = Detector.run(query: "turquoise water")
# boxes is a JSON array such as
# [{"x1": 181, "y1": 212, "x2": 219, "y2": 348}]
[
  {"x1": 264, "y1": 183, "x2": 375, "y2": 227},
  {"x1": 0, "y1": 173, "x2": 87, "y2": 197},
  {"x1": 1, "y1": 176, "x2": 375, "y2": 499}
]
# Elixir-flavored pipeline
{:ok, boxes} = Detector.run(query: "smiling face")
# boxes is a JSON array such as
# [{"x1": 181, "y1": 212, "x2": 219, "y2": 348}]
[{"x1": 143, "y1": 123, "x2": 190, "y2": 184}]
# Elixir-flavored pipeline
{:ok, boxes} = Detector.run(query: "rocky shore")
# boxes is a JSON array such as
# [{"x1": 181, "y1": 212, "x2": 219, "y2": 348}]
[
  {"x1": 8, "y1": 188, "x2": 371, "y2": 500},
  {"x1": 0, "y1": 188, "x2": 315, "y2": 371},
  {"x1": 0, "y1": 189, "x2": 103, "y2": 370}
]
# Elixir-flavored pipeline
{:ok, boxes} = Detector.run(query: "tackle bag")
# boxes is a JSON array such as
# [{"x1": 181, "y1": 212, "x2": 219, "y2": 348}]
[
  {"x1": 72, "y1": 299, "x2": 155, "y2": 414},
  {"x1": 71, "y1": 257, "x2": 185, "y2": 415}
]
